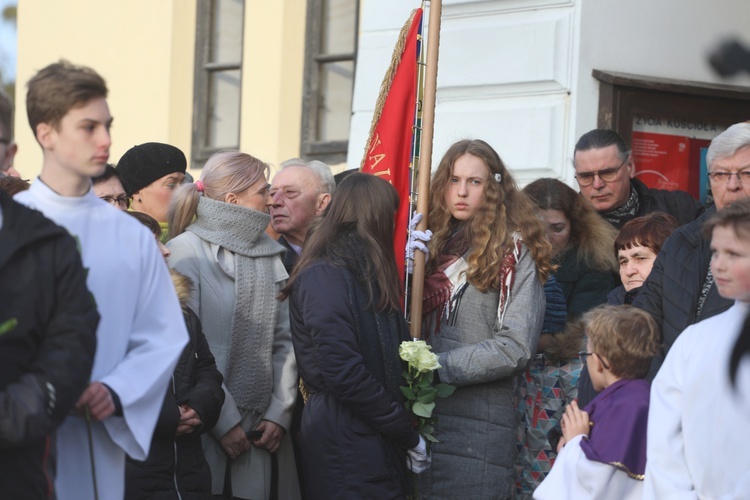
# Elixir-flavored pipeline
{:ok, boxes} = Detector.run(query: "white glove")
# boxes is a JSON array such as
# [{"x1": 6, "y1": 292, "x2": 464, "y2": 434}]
[
  {"x1": 406, "y1": 213, "x2": 432, "y2": 274},
  {"x1": 406, "y1": 435, "x2": 431, "y2": 473}
]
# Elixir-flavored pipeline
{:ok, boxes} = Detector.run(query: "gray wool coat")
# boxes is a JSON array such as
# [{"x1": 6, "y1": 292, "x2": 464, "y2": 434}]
[
  {"x1": 167, "y1": 231, "x2": 300, "y2": 500},
  {"x1": 420, "y1": 245, "x2": 545, "y2": 499}
]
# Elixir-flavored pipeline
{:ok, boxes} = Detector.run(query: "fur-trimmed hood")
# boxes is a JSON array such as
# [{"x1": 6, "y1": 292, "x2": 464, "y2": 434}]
[
  {"x1": 544, "y1": 319, "x2": 585, "y2": 364},
  {"x1": 170, "y1": 269, "x2": 193, "y2": 310}
]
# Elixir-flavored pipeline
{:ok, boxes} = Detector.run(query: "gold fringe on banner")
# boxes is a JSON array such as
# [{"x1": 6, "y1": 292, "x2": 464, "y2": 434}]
[{"x1": 360, "y1": 8, "x2": 421, "y2": 170}]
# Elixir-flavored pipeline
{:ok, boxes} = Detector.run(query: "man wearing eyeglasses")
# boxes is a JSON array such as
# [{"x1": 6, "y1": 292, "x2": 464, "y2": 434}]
[
  {"x1": 573, "y1": 129, "x2": 703, "y2": 229},
  {"x1": 0, "y1": 89, "x2": 20, "y2": 178},
  {"x1": 92, "y1": 164, "x2": 129, "y2": 210},
  {"x1": 634, "y1": 122, "x2": 750, "y2": 373},
  {"x1": 268, "y1": 158, "x2": 335, "y2": 273}
]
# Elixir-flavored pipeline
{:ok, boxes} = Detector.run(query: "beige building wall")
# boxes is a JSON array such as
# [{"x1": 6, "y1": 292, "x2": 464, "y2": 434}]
[
  {"x1": 14, "y1": 0, "x2": 307, "y2": 179},
  {"x1": 243, "y1": 0, "x2": 307, "y2": 174}
]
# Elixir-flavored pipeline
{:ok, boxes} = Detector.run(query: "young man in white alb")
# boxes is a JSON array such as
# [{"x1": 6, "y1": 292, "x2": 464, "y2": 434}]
[{"x1": 15, "y1": 60, "x2": 188, "y2": 500}]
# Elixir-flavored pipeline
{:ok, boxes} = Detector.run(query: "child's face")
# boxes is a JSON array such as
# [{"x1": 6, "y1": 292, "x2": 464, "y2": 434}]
[
  {"x1": 711, "y1": 225, "x2": 750, "y2": 302},
  {"x1": 42, "y1": 97, "x2": 112, "y2": 179}
]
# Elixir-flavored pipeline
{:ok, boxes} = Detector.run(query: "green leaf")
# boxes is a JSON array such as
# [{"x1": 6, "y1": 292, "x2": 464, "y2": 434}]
[
  {"x1": 423, "y1": 433, "x2": 439, "y2": 443},
  {"x1": 416, "y1": 376, "x2": 432, "y2": 390},
  {"x1": 412, "y1": 401, "x2": 435, "y2": 418},
  {"x1": 0, "y1": 318, "x2": 17, "y2": 336},
  {"x1": 435, "y1": 383, "x2": 456, "y2": 398},
  {"x1": 400, "y1": 386, "x2": 416, "y2": 400},
  {"x1": 417, "y1": 389, "x2": 437, "y2": 404},
  {"x1": 421, "y1": 424, "x2": 434, "y2": 435}
]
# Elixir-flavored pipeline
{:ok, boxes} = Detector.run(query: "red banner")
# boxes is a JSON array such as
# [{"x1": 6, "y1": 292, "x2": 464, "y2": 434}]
[{"x1": 361, "y1": 8, "x2": 423, "y2": 285}]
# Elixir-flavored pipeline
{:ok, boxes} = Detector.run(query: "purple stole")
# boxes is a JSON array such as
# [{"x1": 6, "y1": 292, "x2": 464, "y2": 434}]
[{"x1": 581, "y1": 378, "x2": 650, "y2": 479}]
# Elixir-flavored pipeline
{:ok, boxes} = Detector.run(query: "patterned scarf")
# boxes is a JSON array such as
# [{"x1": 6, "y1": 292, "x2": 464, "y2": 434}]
[
  {"x1": 599, "y1": 186, "x2": 639, "y2": 228},
  {"x1": 187, "y1": 196, "x2": 284, "y2": 415},
  {"x1": 423, "y1": 228, "x2": 522, "y2": 335}
]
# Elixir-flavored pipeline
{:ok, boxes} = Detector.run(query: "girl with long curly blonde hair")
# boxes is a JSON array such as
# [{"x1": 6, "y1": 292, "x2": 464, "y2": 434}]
[{"x1": 419, "y1": 139, "x2": 552, "y2": 498}]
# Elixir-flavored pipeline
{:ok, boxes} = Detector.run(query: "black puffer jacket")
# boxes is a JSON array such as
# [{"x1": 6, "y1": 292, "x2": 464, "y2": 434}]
[
  {"x1": 619, "y1": 178, "x2": 705, "y2": 229},
  {"x1": 125, "y1": 271, "x2": 224, "y2": 500},
  {"x1": 0, "y1": 190, "x2": 99, "y2": 499},
  {"x1": 633, "y1": 206, "x2": 733, "y2": 373}
]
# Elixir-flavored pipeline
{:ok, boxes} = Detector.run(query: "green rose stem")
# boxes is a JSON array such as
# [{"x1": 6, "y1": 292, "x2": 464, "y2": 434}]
[{"x1": 84, "y1": 404, "x2": 100, "y2": 500}]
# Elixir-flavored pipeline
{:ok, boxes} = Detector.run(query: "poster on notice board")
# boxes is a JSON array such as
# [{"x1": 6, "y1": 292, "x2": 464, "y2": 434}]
[{"x1": 631, "y1": 116, "x2": 726, "y2": 204}]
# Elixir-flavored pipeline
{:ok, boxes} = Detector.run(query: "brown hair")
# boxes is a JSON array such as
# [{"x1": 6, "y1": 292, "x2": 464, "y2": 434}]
[
  {"x1": 92, "y1": 164, "x2": 120, "y2": 186},
  {"x1": 427, "y1": 139, "x2": 553, "y2": 290},
  {"x1": 0, "y1": 175, "x2": 30, "y2": 196},
  {"x1": 280, "y1": 173, "x2": 402, "y2": 312},
  {"x1": 615, "y1": 212, "x2": 678, "y2": 255},
  {"x1": 703, "y1": 197, "x2": 750, "y2": 241},
  {"x1": 26, "y1": 60, "x2": 108, "y2": 138},
  {"x1": 583, "y1": 304, "x2": 660, "y2": 380},
  {"x1": 523, "y1": 177, "x2": 618, "y2": 272},
  {"x1": 125, "y1": 211, "x2": 161, "y2": 238}
]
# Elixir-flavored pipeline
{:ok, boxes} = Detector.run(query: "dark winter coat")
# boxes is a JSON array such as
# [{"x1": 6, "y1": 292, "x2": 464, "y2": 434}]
[
  {"x1": 289, "y1": 260, "x2": 418, "y2": 500},
  {"x1": 125, "y1": 271, "x2": 224, "y2": 500},
  {"x1": 554, "y1": 247, "x2": 615, "y2": 320},
  {"x1": 0, "y1": 190, "x2": 99, "y2": 499},
  {"x1": 621, "y1": 178, "x2": 704, "y2": 229},
  {"x1": 633, "y1": 206, "x2": 733, "y2": 374}
]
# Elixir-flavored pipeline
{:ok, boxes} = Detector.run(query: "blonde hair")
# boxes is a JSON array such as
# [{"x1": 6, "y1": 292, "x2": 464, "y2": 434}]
[
  {"x1": 583, "y1": 305, "x2": 660, "y2": 379},
  {"x1": 523, "y1": 178, "x2": 618, "y2": 272},
  {"x1": 168, "y1": 150, "x2": 269, "y2": 238},
  {"x1": 427, "y1": 139, "x2": 553, "y2": 290}
]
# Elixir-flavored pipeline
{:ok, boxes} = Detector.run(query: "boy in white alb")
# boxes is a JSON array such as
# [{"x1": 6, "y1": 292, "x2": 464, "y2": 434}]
[
  {"x1": 644, "y1": 198, "x2": 750, "y2": 499},
  {"x1": 14, "y1": 60, "x2": 188, "y2": 500},
  {"x1": 534, "y1": 305, "x2": 659, "y2": 500}
]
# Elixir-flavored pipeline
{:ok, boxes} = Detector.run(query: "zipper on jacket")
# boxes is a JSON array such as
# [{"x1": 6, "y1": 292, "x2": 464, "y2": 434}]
[{"x1": 171, "y1": 375, "x2": 183, "y2": 500}]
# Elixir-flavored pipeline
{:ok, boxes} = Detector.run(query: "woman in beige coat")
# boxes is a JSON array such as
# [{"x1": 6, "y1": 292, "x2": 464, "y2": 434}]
[{"x1": 167, "y1": 151, "x2": 299, "y2": 499}]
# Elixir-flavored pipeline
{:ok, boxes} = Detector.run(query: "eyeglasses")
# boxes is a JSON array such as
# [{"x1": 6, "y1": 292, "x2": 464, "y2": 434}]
[
  {"x1": 707, "y1": 170, "x2": 750, "y2": 184},
  {"x1": 100, "y1": 195, "x2": 130, "y2": 209},
  {"x1": 578, "y1": 350, "x2": 610, "y2": 370},
  {"x1": 574, "y1": 156, "x2": 629, "y2": 187}
]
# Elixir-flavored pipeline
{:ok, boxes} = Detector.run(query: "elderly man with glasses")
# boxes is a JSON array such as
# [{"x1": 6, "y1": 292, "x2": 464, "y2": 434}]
[
  {"x1": 268, "y1": 158, "x2": 335, "y2": 273},
  {"x1": 573, "y1": 128, "x2": 703, "y2": 229},
  {"x1": 633, "y1": 121, "x2": 750, "y2": 374}
]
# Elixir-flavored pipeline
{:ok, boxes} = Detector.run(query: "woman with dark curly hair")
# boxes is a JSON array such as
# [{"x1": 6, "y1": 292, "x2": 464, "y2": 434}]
[{"x1": 419, "y1": 139, "x2": 553, "y2": 499}]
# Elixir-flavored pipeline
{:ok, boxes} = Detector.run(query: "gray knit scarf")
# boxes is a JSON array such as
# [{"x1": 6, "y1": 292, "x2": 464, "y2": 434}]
[{"x1": 187, "y1": 196, "x2": 284, "y2": 415}]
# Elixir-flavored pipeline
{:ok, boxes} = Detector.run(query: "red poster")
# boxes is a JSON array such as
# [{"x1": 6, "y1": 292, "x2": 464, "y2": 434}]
[{"x1": 632, "y1": 131, "x2": 695, "y2": 197}]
